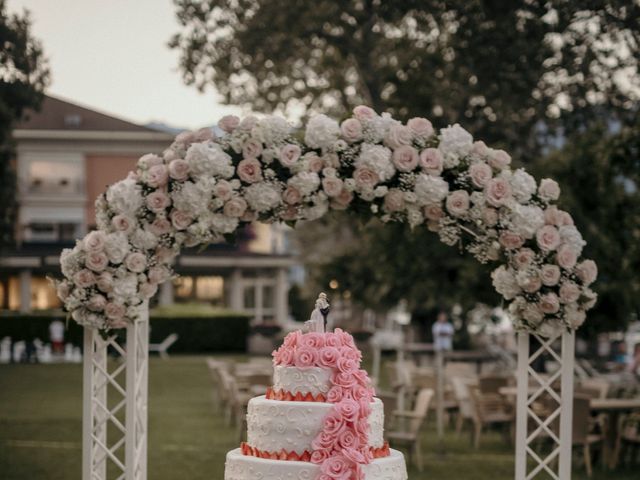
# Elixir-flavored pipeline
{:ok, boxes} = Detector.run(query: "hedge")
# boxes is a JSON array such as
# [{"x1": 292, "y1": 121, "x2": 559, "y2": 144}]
[{"x1": 0, "y1": 304, "x2": 251, "y2": 353}]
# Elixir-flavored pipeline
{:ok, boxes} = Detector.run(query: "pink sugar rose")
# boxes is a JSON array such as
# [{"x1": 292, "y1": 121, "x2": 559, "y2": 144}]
[
  {"x1": 311, "y1": 450, "x2": 331, "y2": 465},
  {"x1": 283, "y1": 330, "x2": 301, "y2": 348},
  {"x1": 273, "y1": 347, "x2": 294, "y2": 366},
  {"x1": 559, "y1": 281, "x2": 581, "y2": 303},
  {"x1": 499, "y1": 231, "x2": 525, "y2": 250},
  {"x1": 146, "y1": 190, "x2": 171, "y2": 212},
  {"x1": 353, "y1": 369, "x2": 371, "y2": 387},
  {"x1": 218, "y1": 115, "x2": 239, "y2": 133},
  {"x1": 483, "y1": 207, "x2": 499, "y2": 226},
  {"x1": 337, "y1": 357, "x2": 358, "y2": 374},
  {"x1": 385, "y1": 125, "x2": 412, "y2": 149},
  {"x1": 358, "y1": 397, "x2": 372, "y2": 416},
  {"x1": 237, "y1": 158, "x2": 262, "y2": 183},
  {"x1": 469, "y1": 162, "x2": 493, "y2": 188},
  {"x1": 242, "y1": 139, "x2": 263, "y2": 159},
  {"x1": 352, "y1": 385, "x2": 373, "y2": 401},
  {"x1": 392, "y1": 145, "x2": 419, "y2": 172},
  {"x1": 213, "y1": 180, "x2": 233, "y2": 201},
  {"x1": 484, "y1": 177, "x2": 512, "y2": 207},
  {"x1": 353, "y1": 105, "x2": 376, "y2": 120},
  {"x1": 324, "y1": 332, "x2": 340, "y2": 348},
  {"x1": 327, "y1": 386, "x2": 345, "y2": 403},
  {"x1": 170, "y1": 210, "x2": 192, "y2": 230},
  {"x1": 340, "y1": 346, "x2": 361, "y2": 363},
  {"x1": 340, "y1": 118, "x2": 363, "y2": 143},
  {"x1": 84, "y1": 231, "x2": 106, "y2": 253},
  {"x1": 556, "y1": 245, "x2": 578, "y2": 270},
  {"x1": 312, "y1": 432, "x2": 336, "y2": 451},
  {"x1": 96, "y1": 272, "x2": 114, "y2": 292},
  {"x1": 332, "y1": 371, "x2": 358, "y2": 389},
  {"x1": 111, "y1": 214, "x2": 135, "y2": 233},
  {"x1": 147, "y1": 164, "x2": 169, "y2": 188},
  {"x1": 536, "y1": 225, "x2": 561, "y2": 251},
  {"x1": 423, "y1": 204, "x2": 444, "y2": 221},
  {"x1": 575, "y1": 260, "x2": 597, "y2": 286},
  {"x1": 322, "y1": 176, "x2": 344, "y2": 197},
  {"x1": 148, "y1": 217, "x2": 172, "y2": 236},
  {"x1": 293, "y1": 346, "x2": 318, "y2": 367},
  {"x1": 104, "y1": 302, "x2": 126, "y2": 320},
  {"x1": 538, "y1": 178, "x2": 560, "y2": 201},
  {"x1": 513, "y1": 248, "x2": 535, "y2": 269},
  {"x1": 539, "y1": 293, "x2": 560, "y2": 314},
  {"x1": 353, "y1": 167, "x2": 379, "y2": 189},
  {"x1": 540, "y1": 264, "x2": 561, "y2": 286},
  {"x1": 383, "y1": 189, "x2": 405, "y2": 213},
  {"x1": 320, "y1": 454, "x2": 354, "y2": 480},
  {"x1": 280, "y1": 144, "x2": 302, "y2": 167},
  {"x1": 355, "y1": 417, "x2": 369, "y2": 437},
  {"x1": 125, "y1": 252, "x2": 147, "y2": 273},
  {"x1": 407, "y1": 117, "x2": 434, "y2": 138},
  {"x1": 223, "y1": 197, "x2": 248, "y2": 218},
  {"x1": 446, "y1": 190, "x2": 470, "y2": 217},
  {"x1": 488, "y1": 149, "x2": 511, "y2": 170},
  {"x1": 337, "y1": 429, "x2": 359, "y2": 450},
  {"x1": 86, "y1": 252, "x2": 109, "y2": 272},
  {"x1": 323, "y1": 411, "x2": 347, "y2": 436},
  {"x1": 334, "y1": 328, "x2": 355, "y2": 346},
  {"x1": 300, "y1": 332, "x2": 326, "y2": 349},
  {"x1": 168, "y1": 159, "x2": 190, "y2": 181},
  {"x1": 87, "y1": 294, "x2": 107, "y2": 312},
  {"x1": 282, "y1": 186, "x2": 302, "y2": 205},
  {"x1": 342, "y1": 447, "x2": 366, "y2": 465},
  {"x1": 419, "y1": 148, "x2": 444, "y2": 175}
]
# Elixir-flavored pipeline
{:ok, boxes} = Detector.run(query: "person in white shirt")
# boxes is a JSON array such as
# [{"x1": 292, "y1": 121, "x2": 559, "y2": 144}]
[
  {"x1": 49, "y1": 320, "x2": 65, "y2": 355},
  {"x1": 432, "y1": 310, "x2": 454, "y2": 352}
]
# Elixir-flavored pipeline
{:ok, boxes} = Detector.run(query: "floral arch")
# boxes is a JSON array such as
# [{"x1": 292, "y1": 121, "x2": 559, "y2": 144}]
[{"x1": 57, "y1": 106, "x2": 597, "y2": 336}]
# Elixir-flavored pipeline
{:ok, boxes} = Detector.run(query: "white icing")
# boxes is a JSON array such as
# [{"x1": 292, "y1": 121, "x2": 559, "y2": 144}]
[
  {"x1": 272, "y1": 366, "x2": 333, "y2": 396},
  {"x1": 246, "y1": 396, "x2": 385, "y2": 454},
  {"x1": 224, "y1": 448, "x2": 408, "y2": 480}
]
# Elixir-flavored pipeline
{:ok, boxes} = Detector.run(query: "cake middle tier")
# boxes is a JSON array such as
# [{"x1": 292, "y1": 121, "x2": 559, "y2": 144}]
[{"x1": 246, "y1": 395, "x2": 384, "y2": 454}]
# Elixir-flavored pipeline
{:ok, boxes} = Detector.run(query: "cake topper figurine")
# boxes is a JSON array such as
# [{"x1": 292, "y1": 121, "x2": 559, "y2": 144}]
[{"x1": 305, "y1": 292, "x2": 330, "y2": 333}]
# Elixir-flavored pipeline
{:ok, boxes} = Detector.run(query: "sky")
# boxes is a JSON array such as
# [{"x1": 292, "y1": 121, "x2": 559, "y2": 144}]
[{"x1": 8, "y1": 0, "x2": 243, "y2": 129}]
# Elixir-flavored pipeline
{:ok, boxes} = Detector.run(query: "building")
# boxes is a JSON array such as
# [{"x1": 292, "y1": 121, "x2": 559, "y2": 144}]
[{"x1": 0, "y1": 95, "x2": 295, "y2": 324}]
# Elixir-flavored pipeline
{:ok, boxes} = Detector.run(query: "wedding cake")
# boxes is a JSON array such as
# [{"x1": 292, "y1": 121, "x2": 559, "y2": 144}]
[{"x1": 224, "y1": 294, "x2": 408, "y2": 480}]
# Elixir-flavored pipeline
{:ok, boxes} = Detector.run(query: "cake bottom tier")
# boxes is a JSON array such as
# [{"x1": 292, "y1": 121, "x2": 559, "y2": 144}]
[{"x1": 224, "y1": 448, "x2": 408, "y2": 480}]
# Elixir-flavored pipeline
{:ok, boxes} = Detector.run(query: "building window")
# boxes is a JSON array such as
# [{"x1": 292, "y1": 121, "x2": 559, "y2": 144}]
[
  {"x1": 23, "y1": 222, "x2": 81, "y2": 242},
  {"x1": 27, "y1": 159, "x2": 83, "y2": 194},
  {"x1": 243, "y1": 286, "x2": 256, "y2": 309},
  {"x1": 174, "y1": 276, "x2": 224, "y2": 304}
]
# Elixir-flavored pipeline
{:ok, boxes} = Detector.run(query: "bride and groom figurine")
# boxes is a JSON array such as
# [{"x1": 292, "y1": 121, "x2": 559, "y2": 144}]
[{"x1": 305, "y1": 293, "x2": 330, "y2": 333}]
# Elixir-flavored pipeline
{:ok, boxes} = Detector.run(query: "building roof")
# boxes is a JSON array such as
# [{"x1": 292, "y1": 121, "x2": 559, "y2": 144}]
[{"x1": 16, "y1": 95, "x2": 157, "y2": 133}]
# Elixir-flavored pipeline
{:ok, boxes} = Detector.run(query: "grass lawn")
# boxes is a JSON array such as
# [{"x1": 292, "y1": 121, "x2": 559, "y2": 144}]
[{"x1": 0, "y1": 355, "x2": 637, "y2": 480}]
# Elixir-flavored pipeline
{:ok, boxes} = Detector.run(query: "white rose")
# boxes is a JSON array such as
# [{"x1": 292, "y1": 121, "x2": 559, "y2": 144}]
[
  {"x1": 438, "y1": 124, "x2": 473, "y2": 158},
  {"x1": 305, "y1": 114, "x2": 340, "y2": 150},
  {"x1": 104, "y1": 233, "x2": 130, "y2": 264},
  {"x1": 106, "y1": 178, "x2": 143, "y2": 215},
  {"x1": 414, "y1": 174, "x2": 449, "y2": 206},
  {"x1": 510, "y1": 169, "x2": 537, "y2": 203},
  {"x1": 509, "y1": 204, "x2": 545, "y2": 239},
  {"x1": 244, "y1": 183, "x2": 282, "y2": 212},
  {"x1": 185, "y1": 142, "x2": 234, "y2": 179},
  {"x1": 538, "y1": 178, "x2": 561, "y2": 201}
]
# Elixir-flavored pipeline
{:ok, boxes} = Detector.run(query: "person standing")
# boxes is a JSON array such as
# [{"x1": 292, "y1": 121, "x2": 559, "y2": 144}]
[
  {"x1": 49, "y1": 319, "x2": 65, "y2": 355},
  {"x1": 432, "y1": 310, "x2": 454, "y2": 352}
]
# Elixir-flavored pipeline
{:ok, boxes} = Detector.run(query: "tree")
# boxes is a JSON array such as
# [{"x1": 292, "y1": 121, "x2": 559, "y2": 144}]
[{"x1": 0, "y1": 0, "x2": 50, "y2": 247}]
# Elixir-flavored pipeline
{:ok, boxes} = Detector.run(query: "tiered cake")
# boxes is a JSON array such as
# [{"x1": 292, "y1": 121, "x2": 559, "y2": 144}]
[{"x1": 224, "y1": 295, "x2": 408, "y2": 480}]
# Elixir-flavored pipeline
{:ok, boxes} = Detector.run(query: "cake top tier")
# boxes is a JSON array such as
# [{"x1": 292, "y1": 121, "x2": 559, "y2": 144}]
[{"x1": 272, "y1": 329, "x2": 363, "y2": 369}]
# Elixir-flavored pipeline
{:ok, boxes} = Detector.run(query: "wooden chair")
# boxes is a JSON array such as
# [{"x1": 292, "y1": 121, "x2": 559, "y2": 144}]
[
  {"x1": 387, "y1": 388, "x2": 434, "y2": 471},
  {"x1": 468, "y1": 385, "x2": 514, "y2": 448},
  {"x1": 571, "y1": 395, "x2": 605, "y2": 477},
  {"x1": 579, "y1": 378, "x2": 610, "y2": 399},
  {"x1": 612, "y1": 413, "x2": 640, "y2": 467},
  {"x1": 451, "y1": 376, "x2": 476, "y2": 436}
]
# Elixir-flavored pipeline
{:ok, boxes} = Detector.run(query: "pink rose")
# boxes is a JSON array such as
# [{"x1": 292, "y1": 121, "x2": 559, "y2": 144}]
[
  {"x1": 242, "y1": 139, "x2": 263, "y2": 158},
  {"x1": 385, "y1": 125, "x2": 412, "y2": 149},
  {"x1": 483, "y1": 207, "x2": 499, "y2": 226},
  {"x1": 148, "y1": 266, "x2": 170, "y2": 284},
  {"x1": 353, "y1": 105, "x2": 376, "y2": 120},
  {"x1": 536, "y1": 225, "x2": 561, "y2": 251},
  {"x1": 337, "y1": 357, "x2": 358, "y2": 374},
  {"x1": 383, "y1": 189, "x2": 405, "y2": 213},
  {"x1": 332, "y1": 188, "x2": 354, "y2": 209},
  {"x1": 223, "y1": 197, "x2": 248, "y2": 218},
  {"x1": 320, "y1": 454, "x2": 353, "y2": 480},
  {"x1": 111, "y1": 215, "x2": 135, "y2": 233},
  {"x1": 337, "y1": 429, "x2": 359, "y2": 450},
  {"x1": 472, "y1": 140, "x2": 489, "y2": 158},
  {"x1": 84, "y1": 231, "x2": 106, "y2": 253},
  {"x1": 539, "y1": 293, "x2": 560, "y2": 314},
  {"x1": 538, "y1": 178, "x2": 560, "y2": 201},
  {"x1": 520, "y1": 273, "x2": 542, "y2": 293},
  {"x1": 104, "y1": 302, "x2": 126, "y2": 320},
  {"x1": 484, "y1": 177, "x2": 512, "y2": 207},
  {"x1": 307, "y1": 155, "x2": 324, "y2": 172},
  {"x1": 214, "y1": 180, "x2": 233, "y2": 201},
  {"x1": 321, "y1": 153, "x2": 339, "y2": 169},
  {"x1": 168, "y1": 159, "x2": 190, "y2": 181},
  {"x1": 445, "y1": 190, "x2": 470, "y2": 217},
  {"x1": 543, "y1": 206, "x2": 562, "y2": 226},
  {"x1": 558, "y1": 211, "x2": 574, "y2": 225},
  {"x1": 148, "y1": 217, "x2": 172, "y2": 236},
  {"x1": 540, "y1": 264, "x2": 561, "y2": 286},
  {"x1": 138, "y1": 153, "x2": 163, "y2": 169},
  {"x1": 488, "y1": 149, "x2": 511, "y2": 170},
  {"x1": 156, "y1": 246, "x2": 177, "y2": 264},
  {"x1": 575, "y1": 260, "x2": 597, "y2": 286},
  {"x1": 56, "y1": 282, "x2": 70, "y2": 301},
  {"x1": 556, "y1": 245, "x2": 578, "y2": 270},
  {"x1": 239, "y1": 115, "x2": 258, "y2": 131},
  {"x1": 559, "y1": 282, "x2": 581, "y2": 303},
  {"x1": 280, "y1": 205, "x2": 298, "y2": 221},
  {"x1": 419, "y1": 148, "x2": 444, "y2": 175},
  {"x1": 513, "y1": 248, "x2": 535, "y2": 269},
  {"x1": 300, "y1": 332, "x2": 325, "y2": 348},
  {"x1": 86, "y1": 252, "x2": 109, "y2": 272},
  {"x1": 310, "y1": 450, "x2": 331, "y2": 465},
  {"x1": 327, "y1": 386, "x2": 344, "y2": 403},
  {"x1": 407, "y1": 117, "x2": 434, "y2": 138},
  {"x1": 87, "y1": 294, "x2": 107, "y2": 312},
  {"x1": 174, "y1": 131, "x2": 195, "y2": 145},
  {"x1": 125, "y1": 252, "x2": 147, "y2": 273},
  {"x1": 499, "y1": 231, "x2": 524, "y2": 250},
  {"x1": 423, "y1": 204, "x2": 444, "y2": 221},
  {"x1": 237, "y1": 158, "x2": 262, "y2": 183},
  {"x1": 218, "y1": 115, "x2": 239, "y2": 133},
  {"x1": 322, "y1": 177, "x2": 344, "y2": 197},
  {"x1": 279, "y1": 144, "x2": 301, "y2": 167},
  {"x1": 193, "y1": 127, "x2": 214, "y2": 142},
  {"x1": 96, "y1": 272, "x2": 114, "y2": 292},
  {"x1": 323, "y1": 411, "x2": 347, "y2": 436},
  {"x1": 332, "y1": 371, "x2": 357, "y2": 389},
  {"x1": 392, "y1": 145, "x2": 419, "y2": 172},
  {"x1": 340, "y1": 118, "x2": 363, "y2": 143},
  {"x1": 146, "y1": 191, "x2": 171, "y2": 212},
  {"x1": 147, "y1": 164, "x2": 169, "y2": 188},
  {"x1": 353, "y1": 167, "x2": 379, "y2": 189},
  {"x1": 469, "y1": 162, "x2": 493, "y2": 188},
  {"x1": 293, "y1": 346, "x2": 318, "y2": 367},
  {"x1": 140, "y1": 282, "x2": 158, "y2": 298},
  {"x1": 273, "y1": 347, "x2": 294, "y2": 366},
  {"x1": 170, "y1": 210, "x2": 192, "y2": 230},
  {"x1": 282, "y1": 186, "x2": 302, "y2": 205}
]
